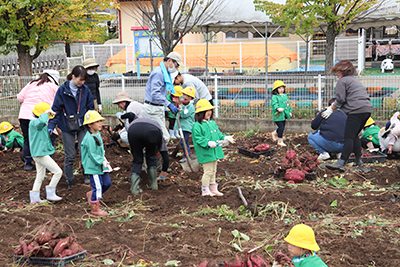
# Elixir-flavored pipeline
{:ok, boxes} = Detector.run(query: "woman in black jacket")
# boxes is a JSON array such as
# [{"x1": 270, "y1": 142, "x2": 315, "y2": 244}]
[{"x1": 83, "y1": 58, "x2": 102, "y2": 114}]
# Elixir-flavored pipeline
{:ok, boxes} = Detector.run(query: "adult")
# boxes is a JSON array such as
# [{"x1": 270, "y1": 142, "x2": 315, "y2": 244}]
[
  {"x1": 17, "y1": 70, "x2": 60, "y2": 171},
  {"x1": 379, "y1": 112, "x2": 400, "y2": 154},
  {"x1": 111, "y1": 91, "x2": 143, "y2": 144},
  {"x1": 308, "y1": 98, "x2": 347, "y2": 161},
  {"x1": 48, "y1": 66, "x2": 94, "y2": 187},
  {"x1": 324, "y1": 61, "x2": 373, "y2": 171},
  {"x1": 173, "y1": 72, "x2": 213, "y2": 104},
  {"x1": 128, "y1": 117, "x2": 168, "y2": 195},
  {"x1": 142, "y1": 51, "x2": 183, "y2": 143},
  {"x1": 83, "y1": 58, "x2": 102, "y2": 114}
]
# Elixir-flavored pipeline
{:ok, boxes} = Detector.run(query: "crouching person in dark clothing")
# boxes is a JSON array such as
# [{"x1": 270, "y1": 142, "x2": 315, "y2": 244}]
[{"x1": 128, "y1": 116, "x2": 168, "y2": 195}]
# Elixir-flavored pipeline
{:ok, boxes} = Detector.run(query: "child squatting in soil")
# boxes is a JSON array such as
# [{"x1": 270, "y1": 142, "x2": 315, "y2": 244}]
[
  {"x1": 0, "y1": 121, "x2": 24, "y2": 152},
  {"x1": 360, "y1": 117, "x2": 380, "y2": 151},
  {"x1": 81, "y1": 110, "x2": 112, "y2": 216},
  {"x1": 278, "y1": 224, "x2": 327, "y2": 267},
  {"x1": 28, "y1": 102, "x2": 63, "y2": 204},
  {"x1": 175, "y1": 86, "x2": 196, "y2": 163},
  {"x1": 271, "y1": 80, "x2": 292, "y2": 147},
  {"x1": 191, "y1": 99, "x2": 235, "y2": 196}
]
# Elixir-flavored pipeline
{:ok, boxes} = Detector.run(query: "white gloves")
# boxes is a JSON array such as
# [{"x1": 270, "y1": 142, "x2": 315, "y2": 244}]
[
  {"x1": 44, "y1": 109, "x2": 56, "y2": 117},
  {"x1": 224, "y1": 135, "x2": 235, "y2": 144},
  {"x1": 277, "y1": 108, "x2": 284, "y2": 112},
  {"x1": 218, "y1": 140, "x2": 229, "y2": 147},
  {"x1": 272, "y1": 261, "x2": 282, "y2": 267},
  {"x1": 102, "y1": 158, "x2": 112, "y2": 172},
  {"x1": 290, "y1": 112, "x2": 292, "y2": 118},
  {"x1": 208, "y1": 141, "x2": 218, "y2": 148},
  {"x1": 321, "y1": 106, "x2": 333, "y2": 119},
  {"x1": 98, "y1": 104, "x2": 102, "y2": 114}
]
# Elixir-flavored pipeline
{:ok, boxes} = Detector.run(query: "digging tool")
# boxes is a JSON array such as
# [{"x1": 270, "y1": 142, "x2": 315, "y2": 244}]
[{"x1": 174, "y1": 113, "x2": 200, "y2": 173}]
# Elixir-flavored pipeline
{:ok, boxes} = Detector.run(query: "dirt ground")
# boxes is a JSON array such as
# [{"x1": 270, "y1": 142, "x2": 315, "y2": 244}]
[{"x1": 1, "y1": 127, "x2": 400, "y2": 266}]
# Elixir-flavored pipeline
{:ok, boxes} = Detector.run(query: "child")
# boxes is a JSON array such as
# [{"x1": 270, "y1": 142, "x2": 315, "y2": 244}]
[
  {"x1": 361, "y1": 117, "x2": 380, "y2": 151},
  {"x1": 167, "y1": 86, "x2": 183, "y2": 139},
  {"x1": 81, "y1": 110, "x2": 111, "y2": 216},
  {"x1": 191, "y1": 99, "x2": 235, "y2": 197},
  {"x1": 271, "y1": 80, "x2": 292, "y2": 147},
  {"x1": 28, "y1": 102, "x2": 63, "y2": 204},
  {"x1": 0, "y1": 121, "x2": 24, "y2": 152},
  {"x1": 175, "y1": 86, "x2": 196, "y2": 163},
  {"x1": 283, "y1": 224, "x2": 327, "y2": 267}
]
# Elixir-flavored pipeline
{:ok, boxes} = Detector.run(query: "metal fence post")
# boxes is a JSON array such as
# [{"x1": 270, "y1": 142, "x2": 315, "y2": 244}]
[
  {"x1": 121, "y1": 75, "x2": 125, "y2": 92},
  {"x1": 214, "y1": 74, "x2": 219, "y2": 118},
  {"x1": 313, "y1": 74, "x2": 325, "y2": 111},
  {"x1": 239, "y1": 42, "x2": 242, "y2": 73}
]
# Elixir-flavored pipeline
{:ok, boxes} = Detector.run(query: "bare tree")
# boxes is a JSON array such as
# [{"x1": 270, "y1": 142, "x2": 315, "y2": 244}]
[{"x1": 123, "y1": 0, "x2": 225, "y2": 55}]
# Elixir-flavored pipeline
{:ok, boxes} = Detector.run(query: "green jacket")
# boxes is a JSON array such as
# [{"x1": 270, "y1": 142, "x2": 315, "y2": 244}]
[
  {"x1": 271, "y1": 93, "x2": 292, "y2": 121},
  {"x1": 293, "y1": 252, "x2": 328, "y2": 267},
  {"x1": 192, "y1": 120, "x2": 225, "y2": 164},
  {"x1": 175, "y1": 103, "x2": 195, "y2": 133},
  {"x1": 29, "y1": 114, "x2": 55, "y2": 157},
  {"x1": 3, "y1": 130, "x2": 24, "y2": 149},
  {"x1": 81, "y1": 131, "x2": 106, "y2": 175},
  {"x1": 361, "y1": 125, "x2": 380, "y2": 145},
  {"x1": 0, "y1": 134, "x2": 5, "y2": 146}
]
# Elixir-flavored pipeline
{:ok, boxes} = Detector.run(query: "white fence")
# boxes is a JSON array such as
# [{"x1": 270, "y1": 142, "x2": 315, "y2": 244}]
[{"x1": 1, "y1": 74, "x2": 398, "y2": 121}]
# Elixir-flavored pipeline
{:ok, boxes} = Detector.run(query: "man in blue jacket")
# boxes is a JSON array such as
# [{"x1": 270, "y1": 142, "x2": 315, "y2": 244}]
[
  {"x1": 142, "y1": 51, "x2": 183, "y2": 143},
  {"x1": 48, "y1": 66, "x2": 94, "y2": 187},
  {"x1": 308, "y1": 98, "x2": 347, "y2": 161}
]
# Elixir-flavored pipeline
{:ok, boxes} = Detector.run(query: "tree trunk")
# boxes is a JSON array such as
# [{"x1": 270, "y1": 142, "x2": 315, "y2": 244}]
[
  {"x1": 323, "y1": 23, "x2": 337, "y2": 106},
  {"x1": 17, "y1": 44, "x2": 33, "y2": 76},
  {"x1": 65, "y1": 42, "x2": 71, "y2": 57}
]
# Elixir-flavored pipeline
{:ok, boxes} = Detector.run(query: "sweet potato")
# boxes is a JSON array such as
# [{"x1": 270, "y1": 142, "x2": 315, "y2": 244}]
[
  {"x1": 275, "y1": 251, "x2": 295, "y2": 267},
  {"x1": 27, "y1": 241, "x2": 40, "y2": 256},
  {"x1": 286, "y1": 150, "x2": 296, "y2": 160},
  {"x1": 285, "y1": 169, "x2": 305, "y2": 183},
  {"x1": 69, "y1": 242, "x2": 84, "y2": 254},
  {"x1": 61, "y1": 249, "x2": 74, "y2": 258},
  {"x1": 53, "y1": 237, "x2": 74, "y2": 257},
  {"x1": 36, "y1": 231, "x2": 53, "y2": 245},
  {"x1": 20, "y1": 240, "x2": 28, "y2": 256},
  {"x1": 49, "y1": 240, "x2": 58, "y2": 248},
  {"x1": 247, "y1": 253, "x2": 268, "y2": 267},
  {"x1": 254, "y1": 143, "x2": 270, "y2": 152},
  {"x1": 40, "y1": 246, "x2": 53, "y2": 257},
  {"x1": 14, "y1": 245, "x2": 23, "y2": 255}
]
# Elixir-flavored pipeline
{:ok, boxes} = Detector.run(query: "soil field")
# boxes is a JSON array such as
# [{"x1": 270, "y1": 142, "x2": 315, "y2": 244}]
[{"x1": 1, "y1": 128, "x2": 400, "y2": 267}]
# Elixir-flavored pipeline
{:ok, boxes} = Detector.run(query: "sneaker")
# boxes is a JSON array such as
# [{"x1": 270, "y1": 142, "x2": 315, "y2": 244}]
[
  {"x1": 24, "y1": 162, "x2": 34, "y2": 171},
  {"x1": 179, "y1": 158, "x2": 186, "y2": 163},
  {"x1": 317, "y1": 152, "x2": 330, "y2": 161}
]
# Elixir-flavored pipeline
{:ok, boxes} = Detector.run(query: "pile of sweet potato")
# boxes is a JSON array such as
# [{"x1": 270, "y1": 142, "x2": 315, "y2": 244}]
[
  {"x1": 243, "y1": 143, "x2": 270, "y2": 152},
  {"x1": 277, "y1": 150, "x2": 320, "y2": 183},
  {"x1": 14, "y1": 232, "x2": 84, "y2": 258}
]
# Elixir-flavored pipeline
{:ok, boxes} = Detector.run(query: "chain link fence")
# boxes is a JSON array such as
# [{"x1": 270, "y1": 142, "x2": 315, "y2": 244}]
[{"x1": 1, "y1": 74, "x2": 398, "y2": 121}]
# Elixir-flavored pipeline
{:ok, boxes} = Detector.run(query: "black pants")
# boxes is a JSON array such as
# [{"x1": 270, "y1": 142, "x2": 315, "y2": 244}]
[
  {"x1": 160, "y1": 151, "x2": 169, "y2": 172},
  {"x1": 275, "y1": 120, "x2": 286, "y2": 138},
  {"x1": 19, "y1": 119, "x2": 31, "y2": 158},
  {"x1": 168, "y1": 117, "x2": 176, "y2": 130},
  {"x1": 128, "y1": 122, "x2": 162, "y2": 174},
  {"x1": 360, "y1": 137, "x2": 380, "y2": 149},
  {"x1": 341, "y1": 113, "x2": 371, "y2": 161}
]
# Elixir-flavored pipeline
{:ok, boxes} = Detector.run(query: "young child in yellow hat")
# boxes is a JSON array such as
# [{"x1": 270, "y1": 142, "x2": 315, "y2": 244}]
[
  {"x1": 0, "y1": 121, "x2": 23, "y2": 152},
  {"x1": 281, "y1": 224, "x2": 328, "y2": 267}
]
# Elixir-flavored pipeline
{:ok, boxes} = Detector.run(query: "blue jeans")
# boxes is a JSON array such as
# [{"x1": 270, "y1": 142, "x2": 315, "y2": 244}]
[
  {"x1": 179, "y1": 131, "x2": 191, "y2": 157},
  {"x1": 308, "y1": 132, "x2": 344, "y2": 154}
]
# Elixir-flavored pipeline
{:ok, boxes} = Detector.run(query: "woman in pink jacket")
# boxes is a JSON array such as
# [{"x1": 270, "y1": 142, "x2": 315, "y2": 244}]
[{"x1": 17, "y1": 70, "x2": 60, "y2": 171}]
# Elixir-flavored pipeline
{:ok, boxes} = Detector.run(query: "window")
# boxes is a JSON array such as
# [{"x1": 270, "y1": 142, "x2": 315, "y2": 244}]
[{"x1": 226, "y1": 31, "x2": 235, "y2": 39}]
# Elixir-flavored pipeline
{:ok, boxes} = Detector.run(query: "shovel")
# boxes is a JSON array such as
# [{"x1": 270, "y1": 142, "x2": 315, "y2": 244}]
[{"x1": 174, "y1": 113, "x2": 200, "y2": 173}]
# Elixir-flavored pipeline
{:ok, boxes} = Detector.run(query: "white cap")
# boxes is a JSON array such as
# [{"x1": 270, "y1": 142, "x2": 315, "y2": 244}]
[
  {"x1": 166, "y1": 51, "x2": 184, "y2": 66},
  {"x1": 43, "y1": 70, "x2": 60, "y2": 85}
]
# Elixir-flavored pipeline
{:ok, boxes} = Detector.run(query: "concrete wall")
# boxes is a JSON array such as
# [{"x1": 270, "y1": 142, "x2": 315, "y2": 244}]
[{"x1": 2, "y1": 115, "x2": 387, "y2": 134}]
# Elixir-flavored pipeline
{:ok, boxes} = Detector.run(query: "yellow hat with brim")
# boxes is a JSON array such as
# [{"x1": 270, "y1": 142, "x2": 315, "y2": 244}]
[
  {"x1": 365, "y1": 117, "x2": 375, "y2": 127},
  {"x1": 195, "y1": 99, "x2": 214, "y2": 113},
  {"x1": 83, "y1": 110, "x2": 105, "y2": 125},
  {"x1": 32, "y1": 102, "x2": 55, "y2": 119},
  {"x1": 182, "y1": 86, "x2": 196, "y2": 98},
  {"x1": 284, "y1": 224, "x2": 320, "y2": 252},
  {"x1": 173, "y1": 86, "x2": 183, "y2": 97},
  {"x1": 273, "y1": 80, "x2": 286, "y2": 91},
  {"x1": 0, "y1": 121, "x2": 13, "y2": 134}
]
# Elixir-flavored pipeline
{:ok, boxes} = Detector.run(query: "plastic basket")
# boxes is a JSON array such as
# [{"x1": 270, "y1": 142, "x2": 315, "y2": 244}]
[
  {"x1": 237, "y1": 147, "x2": 275, "y2": 158},
  {"x1": 348, "y1": 151, "x2": 387, "y2": 163},
  {"x1": 14, "y1": 251, "x2": 86, "y2": 267}
]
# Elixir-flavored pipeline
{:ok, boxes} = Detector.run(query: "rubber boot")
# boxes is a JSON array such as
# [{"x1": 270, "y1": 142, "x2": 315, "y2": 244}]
[
  {"x1": 174, "y1": 129, "x2": 180, "y2": 138},
  {"x1": 89, "y1": 200, "x2": 107, "y2": 216},
  {"x1": 86, "y1": 190, "x2": 93, "y2": 205},
  {"x1": 325, "y1": 159, "x2": 347, "y2": 172},
  {"x1": 271, "y1": 131, "x2": 278, "y2": 142},
  {"x1": 45, "y1": 186, "x2": 62, "y2": 201},
  {"x1": 169, "y1": 129, "x2": 176, "y2": 139},
  {"x1": 24, "y1": 156, "x2": 34, "y2": 171},
  {"x1": 130, "y1": 173, "x2": 143, "y2": 195},
  {"x1": 277, "y1": 138, "x2": 286, "y2": 147},
  {"x1": 209, "y1": 183, "x2": 223, "y2": 196},
  {"x1": 148, "y1": 167, "x2": 158, "y2": 190},
  {"x1": 29, "y1": 191, "x2": 47, "y2": 204},
  {"x1": 201, "y1": 186, "x2": 216, "y2": 197}
]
